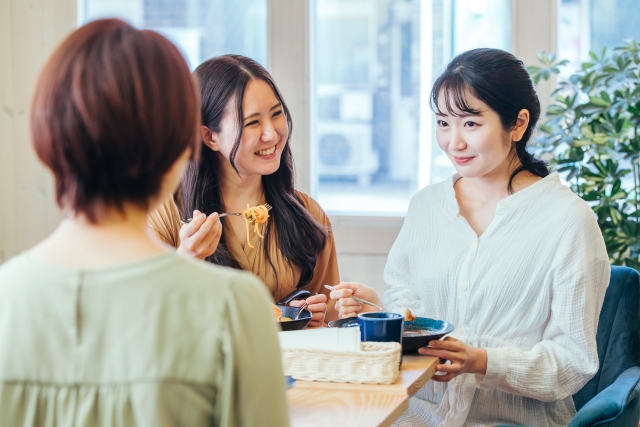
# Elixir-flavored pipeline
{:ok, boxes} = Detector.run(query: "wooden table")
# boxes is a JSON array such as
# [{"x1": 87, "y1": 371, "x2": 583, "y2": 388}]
[{"x1": 287, "y1": 355, "x2": 438, "y2": 427}]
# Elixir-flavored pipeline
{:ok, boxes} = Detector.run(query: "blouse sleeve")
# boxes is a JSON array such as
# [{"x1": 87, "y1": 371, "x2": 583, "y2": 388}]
[
  {"x1": 215, "y1": 272, "x2": 290, "y2": 427},
  {"x1": 148, "y1": 196, "x2": 182, "y2": 248},
  {"x1": 476, "y1": 205, "x2": 610, "y2": 402},
  {"x1": 382, "y1": 196, "x2": 429, "y2": 317}
]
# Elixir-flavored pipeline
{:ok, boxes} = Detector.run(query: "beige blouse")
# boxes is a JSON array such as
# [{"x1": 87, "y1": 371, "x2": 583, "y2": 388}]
[{"x1": 148, "y1": 191, "x2": 340, "y2": 307}]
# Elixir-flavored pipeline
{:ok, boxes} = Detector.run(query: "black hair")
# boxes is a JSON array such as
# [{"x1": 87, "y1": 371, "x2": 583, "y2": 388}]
[
  {"x1": 180, "y1": 55, "x2": 327, "y2": 293},
  {"x1": 430, "y1": 48, "x2": 549, "y2": 191}
]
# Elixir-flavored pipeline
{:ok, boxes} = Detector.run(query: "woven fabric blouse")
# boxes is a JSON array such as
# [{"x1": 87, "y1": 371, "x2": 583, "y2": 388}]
[
  {"x1": 384, "y1": 173, "x2": 610, "y2": 427},
  {"x1": 0, "y1": 253, "x2": 290, "y2": 427}
]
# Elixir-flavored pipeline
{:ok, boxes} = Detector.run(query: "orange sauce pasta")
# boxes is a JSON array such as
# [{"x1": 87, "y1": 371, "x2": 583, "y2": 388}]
[
  {"x1": 241, "y1": 204, "x2": 270, "y2": 249},
  {"x1": 272, "y1": 304, "x2": 291, "y2": 322}
]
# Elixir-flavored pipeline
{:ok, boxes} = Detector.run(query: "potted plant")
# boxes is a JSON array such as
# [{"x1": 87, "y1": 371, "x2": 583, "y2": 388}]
[{"x1": 528, "y1": 41, "x2": 640, "y2": 268}]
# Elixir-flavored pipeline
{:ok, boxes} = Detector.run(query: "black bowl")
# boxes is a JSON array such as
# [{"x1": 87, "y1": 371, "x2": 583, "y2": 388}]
[
  {"x1": 277, "y1": 304, "x2": 312, "y2": 331},
  {"x1": 276, "y1": 289, "x2": 312, "y2": 331},
  {"x1": 402, "y1": 317, "x2": 454, "y2": 353},
  {"x1": 328, "y1": 316, "x2": 454, "y2": 354}
]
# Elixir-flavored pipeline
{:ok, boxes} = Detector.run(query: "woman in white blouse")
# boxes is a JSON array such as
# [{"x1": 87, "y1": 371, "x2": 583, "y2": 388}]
[{"x1": 330, "y1": 48, "x2": 610, "y2": 427}]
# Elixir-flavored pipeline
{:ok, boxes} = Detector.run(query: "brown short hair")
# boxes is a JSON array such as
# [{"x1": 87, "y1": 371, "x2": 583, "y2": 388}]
[{"x1": 31, "y1": 19, "x2": 200, "y2": 222}]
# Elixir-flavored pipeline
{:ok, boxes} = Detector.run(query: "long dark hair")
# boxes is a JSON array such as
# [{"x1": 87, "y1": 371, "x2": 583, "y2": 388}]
[
  {"x1": 431, "y1": 48, "x2": 549, "y2": 191},
  {"x1": 180, "y1": 55, "x2": 327, "y2": 291}
]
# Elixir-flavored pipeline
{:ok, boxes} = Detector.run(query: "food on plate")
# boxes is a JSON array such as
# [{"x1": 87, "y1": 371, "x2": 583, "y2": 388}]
[
  {"x1": 273, "y1": 304, "x2": 291, "y2": 322},
  {"x1": 273, "y1": 304, "x2": 283, "y2": 321},
  {"x1": 405, "y1": 308, "x2": 416, "y2": 322},
  {"x1": 403, "y1": 329, "x2": 429, "y2": 337}
]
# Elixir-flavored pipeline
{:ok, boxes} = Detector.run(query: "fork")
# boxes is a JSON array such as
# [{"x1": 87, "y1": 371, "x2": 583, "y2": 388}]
[
  {"x1": 180, "y1": 204, "x2": 272, "y2": 225},
  {"x1": 294, "y1": 302, "x2": 309, "y2": 320}
]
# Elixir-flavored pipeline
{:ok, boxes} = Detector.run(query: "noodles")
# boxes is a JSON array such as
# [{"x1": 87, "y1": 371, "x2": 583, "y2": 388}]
[
  {"x1": 273, "y1": 304, "x2": 291, "y2": 322},
  {"x1": 273, "y1": 304, "x2": 283, "y2": 321},
  {"x1": 241, "y1": 204, "x2": 270, "y2": 249}
]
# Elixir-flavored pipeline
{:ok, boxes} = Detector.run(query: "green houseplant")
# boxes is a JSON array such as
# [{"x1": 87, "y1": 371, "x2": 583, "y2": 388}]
[{"x1": 528, "y1": 41, "x2": 640, "y2": 268}]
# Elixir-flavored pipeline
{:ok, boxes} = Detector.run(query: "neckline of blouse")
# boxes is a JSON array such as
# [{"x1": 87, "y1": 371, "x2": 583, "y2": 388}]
[{"x1": 447, "y1": 172, "x2": 561, "y2": 213}]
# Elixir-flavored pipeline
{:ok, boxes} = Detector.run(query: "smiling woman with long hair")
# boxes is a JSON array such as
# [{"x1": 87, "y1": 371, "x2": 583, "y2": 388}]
[
  {"x1": 149, "y1": 55, "x2": 339, "y2": 325},
  {"x1": 0, "y1": 19, "x2": 289, "y2": 426}
]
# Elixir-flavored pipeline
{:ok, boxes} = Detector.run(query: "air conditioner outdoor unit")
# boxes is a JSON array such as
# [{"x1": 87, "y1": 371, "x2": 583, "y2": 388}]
[{"x1": 315, "y1": 121, "x2": 379, "y2": 185}]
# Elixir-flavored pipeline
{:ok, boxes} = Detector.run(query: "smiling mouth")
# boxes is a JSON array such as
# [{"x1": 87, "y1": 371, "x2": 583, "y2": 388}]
[
  {"x1": 453, "y1": 156, "x2": 474, "y2": 164},
  {"x1": 255, "y1": 146, "x2": 276, "y2": 156}
]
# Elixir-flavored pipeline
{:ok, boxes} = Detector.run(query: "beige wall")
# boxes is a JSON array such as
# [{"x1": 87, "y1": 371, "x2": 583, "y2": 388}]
[
  {"x1": 0, "y1": 0, "x2": 75, "y2": 262},
  {"x1": 511, "y1": 0, "x2": 557, "y2": 114},
  {"x1": 268, "y1": 0, "x2": 311, "y2": 194}
]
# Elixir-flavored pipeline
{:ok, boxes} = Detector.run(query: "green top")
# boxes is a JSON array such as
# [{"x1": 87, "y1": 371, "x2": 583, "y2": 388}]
[{"x1": 0, "y1": 252, "x2": 290, "y2": 427}]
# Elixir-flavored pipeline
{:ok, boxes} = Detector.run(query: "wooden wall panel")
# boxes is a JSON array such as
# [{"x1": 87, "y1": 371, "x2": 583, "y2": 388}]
[{"x1": 0, "y1": 0, "x2": 75, "y2": 262}]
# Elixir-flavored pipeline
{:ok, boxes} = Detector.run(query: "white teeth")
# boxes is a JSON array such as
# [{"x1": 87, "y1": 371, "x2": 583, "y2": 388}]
[{"x1": 255, "y1": 146, "x2": 276, "y2": 156}]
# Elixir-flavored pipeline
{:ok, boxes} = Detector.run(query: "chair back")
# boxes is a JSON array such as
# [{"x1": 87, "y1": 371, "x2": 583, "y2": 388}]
[{"x1": 573, "y1": 266, "x2": 640, "y2": 411}]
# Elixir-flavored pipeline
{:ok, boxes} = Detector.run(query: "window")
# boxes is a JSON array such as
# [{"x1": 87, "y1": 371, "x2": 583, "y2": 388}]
[
  {"x1": 558, "y1": 0, "x2": 640, "y2": 75},
  {"x1": 453, "y1": 0, "x2": 511, "y2": 55},
  {"x1": 77, "y1": 0, "x2": 525, "y2": 219},
  {"x1": 78, "y1": 0, "x2": 267, "y2": 69},
  {"x1": 311, "y1": 0, "x2": 511, "y2": 215}
]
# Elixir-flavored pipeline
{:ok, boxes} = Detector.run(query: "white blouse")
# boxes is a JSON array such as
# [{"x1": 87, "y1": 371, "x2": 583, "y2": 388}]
[{"x1": 383, "y1": 173, "x2": 610, "y2": 427}]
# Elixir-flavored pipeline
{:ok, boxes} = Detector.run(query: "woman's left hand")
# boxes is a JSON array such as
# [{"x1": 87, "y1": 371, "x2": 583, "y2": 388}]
[
  {"x1": 418, "y1": 337, "x2": 487, "y2": 382},
  {"x1": 289, "y1": 294, "x2": 327, "y2": 328}
]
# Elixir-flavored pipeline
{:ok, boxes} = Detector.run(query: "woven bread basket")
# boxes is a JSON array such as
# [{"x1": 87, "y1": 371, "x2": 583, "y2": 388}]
[{"x1": 281, "y1": 341, "x2": 401, "y2": 384}]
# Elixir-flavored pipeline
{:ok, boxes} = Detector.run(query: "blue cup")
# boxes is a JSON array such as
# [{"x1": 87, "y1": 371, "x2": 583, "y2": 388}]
[{"x1": 357, "y1": 312, "x2": 404, "y2": 346}]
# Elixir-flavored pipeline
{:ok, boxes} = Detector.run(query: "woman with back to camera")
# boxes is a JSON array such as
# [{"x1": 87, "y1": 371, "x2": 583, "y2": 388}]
[
  {"x1": 0, "y1": 19, "x2": 289, "y2": 426},
  {"x1": 329, "y1": 48, "x2": 609, "y2": 426},
  {"x1": 149, "y1": 55, "x2": 339, "y2": 325}
]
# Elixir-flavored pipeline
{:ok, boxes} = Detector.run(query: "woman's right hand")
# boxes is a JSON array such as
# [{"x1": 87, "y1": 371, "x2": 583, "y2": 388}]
[
  {"x1": 329, "y1": 282, "x2": 384, "y2": 319},
  {"x1": 177, "y1": 210, "x2": 222, "y2": 260}
]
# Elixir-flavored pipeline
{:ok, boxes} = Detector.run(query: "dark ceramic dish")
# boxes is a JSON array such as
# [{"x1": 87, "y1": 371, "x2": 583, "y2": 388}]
[
  {"x1": 277, "y1": 289, "x2": 312, "y2": 331},
  {"x1": 402, "y1": 317, "x2": 454, "y2": 353},
  {"x1": 328, "y1": 316, "x2": 454, "y2": 354},
  {"x1": 276, "y1": 305, "x2": 312, "y2": 331}
]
